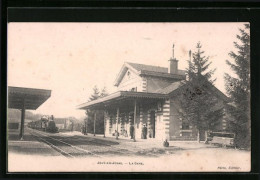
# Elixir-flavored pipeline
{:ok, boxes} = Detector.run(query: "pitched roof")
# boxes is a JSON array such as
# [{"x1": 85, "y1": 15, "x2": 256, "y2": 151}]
[
  {"x1": 155, "y1": 81, "x2": 184, "y2": 94},
  {"x1": 126, "y1": 62, "x2": 168, "y2": 73},
  {"x1": 156, "y1": 80, "x2": 230, "y2": 102},
  {"x1": 127, "y1": 62, "x2": 186, "y2": 75},
  {"x1": 114, "y1": 62, "x2": 186, "y2": 86}
]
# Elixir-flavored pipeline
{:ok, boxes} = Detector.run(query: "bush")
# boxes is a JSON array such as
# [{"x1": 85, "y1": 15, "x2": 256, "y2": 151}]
[{"x1": 234, "y1": 131, "x2": 250, "y2": 150}]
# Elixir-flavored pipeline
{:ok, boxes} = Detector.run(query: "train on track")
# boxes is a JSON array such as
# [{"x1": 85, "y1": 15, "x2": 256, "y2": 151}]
[{"x1": 28, "y1": 115, "x2": 58, "y2": 133}]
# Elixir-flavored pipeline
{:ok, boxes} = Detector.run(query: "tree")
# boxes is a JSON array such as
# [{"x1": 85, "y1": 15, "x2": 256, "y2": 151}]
[
  {"x1": 177, "y1": 42, "x2": 224, "y2": 142},
  {"x1": 8, "y1": 109, "x2": 43, "y2": 122},
  {"x1": 85, "y1": 86, "x2": 108, "y2": 134},
  {"x1": 100, "y1": 87, "x2": 109, "y2": 97},
  {"x1": 89, "y1": 85, "x2": 100, "y2": 101},
  {"x1": 224, "y1": 24, "x2": 250, "y2": 149}
]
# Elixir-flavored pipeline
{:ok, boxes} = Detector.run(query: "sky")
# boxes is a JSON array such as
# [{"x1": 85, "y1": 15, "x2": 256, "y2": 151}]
[{"x1": 7, "y1": 22, "x2": 248, "y2": 119}]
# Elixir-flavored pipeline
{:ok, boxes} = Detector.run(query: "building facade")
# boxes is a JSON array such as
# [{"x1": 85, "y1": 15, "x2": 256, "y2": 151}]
[{"x1": 78, "y1": 45, "x2": 229, "y2": 141}]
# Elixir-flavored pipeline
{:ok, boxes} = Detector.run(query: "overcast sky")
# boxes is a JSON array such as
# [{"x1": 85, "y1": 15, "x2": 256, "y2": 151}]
[{"x1": 7, "y1": 22, "x2": 248, "y2": 119}]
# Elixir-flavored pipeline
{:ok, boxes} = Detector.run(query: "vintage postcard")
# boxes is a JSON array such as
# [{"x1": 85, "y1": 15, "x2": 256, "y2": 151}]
[{"x1": 7, "y1": 22, "x2": 251, "y2": 172}]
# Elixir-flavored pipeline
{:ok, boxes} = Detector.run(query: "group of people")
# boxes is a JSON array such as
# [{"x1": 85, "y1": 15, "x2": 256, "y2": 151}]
[
  {"x1": 82, "y1": 123, "x2": 149, "y2": 140},
  {"x1": 111, "y1": 124, "x2": 148, "y2": 140},
  {"x1": 130, "y1": 124, "x2": 148, "y2": 139},
  {"x1": 81, "y1": 122, "x2": 169, "y2": 147}
]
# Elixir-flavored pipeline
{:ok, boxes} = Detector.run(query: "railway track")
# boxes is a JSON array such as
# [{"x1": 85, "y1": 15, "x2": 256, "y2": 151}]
[
  {"x1": 29, "y1": 128, "x2": 159, "y2": 158},
  {"x1": 35, "y1": 129, "x2": 159, "y2": 157},
  {"x1": 29, "y1": 129, "x2": 103, "y2": 158}
]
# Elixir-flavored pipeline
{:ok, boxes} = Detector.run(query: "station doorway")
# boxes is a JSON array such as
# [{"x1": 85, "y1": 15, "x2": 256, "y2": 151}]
[{"x1": 150, "y1": 111, "x2": 155, "y2": 138}]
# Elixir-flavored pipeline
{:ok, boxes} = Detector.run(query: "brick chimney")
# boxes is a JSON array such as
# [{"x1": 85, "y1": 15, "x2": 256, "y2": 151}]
[{"x1": 168, "y1": 43, "x2": 178, "y2": 74}]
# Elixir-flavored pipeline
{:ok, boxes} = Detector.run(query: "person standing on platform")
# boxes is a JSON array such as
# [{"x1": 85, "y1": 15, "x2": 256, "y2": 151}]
[
  {"x1": 130, "y1": 124, "x2": 134, "y2": 139},
  {"x1": 141, "y1": 124, "x2": 147, "y2": 139}
]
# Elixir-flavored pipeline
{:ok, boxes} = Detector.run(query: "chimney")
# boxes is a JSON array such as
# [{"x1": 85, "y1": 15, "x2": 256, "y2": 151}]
[{"x1": 168, "y1": 43, "x2": 178, "y2": 74}]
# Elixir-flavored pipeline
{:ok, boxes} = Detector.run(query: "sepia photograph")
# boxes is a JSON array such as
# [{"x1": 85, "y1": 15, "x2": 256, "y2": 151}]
[{"x1": 7, "y1": 22, "x2": 250, "y2": 172}]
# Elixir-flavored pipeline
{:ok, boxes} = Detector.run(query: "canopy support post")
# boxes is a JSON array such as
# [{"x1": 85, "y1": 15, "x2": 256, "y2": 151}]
[
  {"x1": 103, "y1": 111, "x2": 106, "y2": 138},
  {"x1": 19, "y1": 99, "x2": 25, "y2": 140},
  {"x1": 94, "y1": 111, "x2": 96, "y2": 136},
  {"x1": 116, "y1": 107, "x2": 119, "y2": 140},
  {"x1": 133, "y1": 99, "x2": 137, "y2": 142}
]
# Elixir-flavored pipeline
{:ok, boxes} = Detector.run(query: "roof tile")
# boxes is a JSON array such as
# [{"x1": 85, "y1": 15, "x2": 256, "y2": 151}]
[{"x1": 155, "y1": 81, "x2": 184, "y2": 94}]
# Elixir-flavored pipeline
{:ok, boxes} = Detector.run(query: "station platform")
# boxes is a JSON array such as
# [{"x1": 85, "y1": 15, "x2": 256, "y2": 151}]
[
  {"x1": 59, "y1": 131, "x2": 208, "y2": 151},
  {"x1": 8, "y1": 129, "x2": 60, "y2": 156},
  {"x1": 8, "y1": 128, "x2": 210, "y2": 157}
]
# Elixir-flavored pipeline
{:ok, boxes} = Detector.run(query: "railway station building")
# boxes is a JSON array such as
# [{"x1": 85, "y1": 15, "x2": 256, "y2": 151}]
[{"x1": 78, "y1": 45, "x2": 229, "y2": 141}]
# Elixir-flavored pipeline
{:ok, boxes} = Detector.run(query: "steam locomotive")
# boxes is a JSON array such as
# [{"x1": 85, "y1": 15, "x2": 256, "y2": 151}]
[{"x1": 28, "y1": 115, "x2": 58, "y2": 133}]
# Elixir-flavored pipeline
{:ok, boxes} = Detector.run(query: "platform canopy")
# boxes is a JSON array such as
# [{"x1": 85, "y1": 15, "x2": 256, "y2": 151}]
[
  {"x1": 77, "y1": 91, "x2": 168, "y2": 141},
  {"x1": 8, "y1": 86, "x2": 51, "y2": 110},
  {"x1": 77, "y1": 91, "x2": 168, "y2": 110}
]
